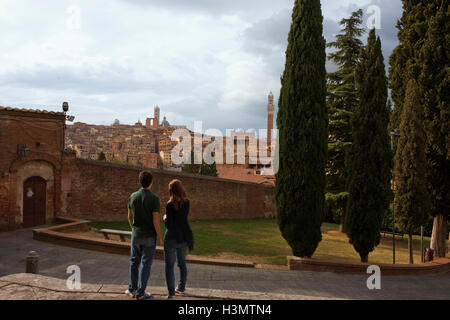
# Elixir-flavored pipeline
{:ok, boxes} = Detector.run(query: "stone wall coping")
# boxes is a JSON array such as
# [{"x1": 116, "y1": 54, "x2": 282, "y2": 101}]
[{"x1": 76, "y1": 158, "x2": 274, "y2": 189}]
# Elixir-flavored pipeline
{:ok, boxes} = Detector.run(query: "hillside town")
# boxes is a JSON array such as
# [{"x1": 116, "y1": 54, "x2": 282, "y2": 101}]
[
  {"x1": 65, "y1": 94, "x2": 277, "y2": 185},
  {"x1": 66, "y1": 106, "x2": 183, "y2": 169}
]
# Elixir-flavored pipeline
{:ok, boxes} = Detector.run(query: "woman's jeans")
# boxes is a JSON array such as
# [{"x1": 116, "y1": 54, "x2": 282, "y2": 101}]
[
  {"x1": 164, "y1": 240, "x2": 187, "y2": 296},
  {"x1": 129, "y1": 236, "x2": 156, "y2": 298}
]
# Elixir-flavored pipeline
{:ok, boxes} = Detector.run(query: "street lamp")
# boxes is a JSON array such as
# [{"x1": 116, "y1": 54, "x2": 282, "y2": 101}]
[
  {"x1": 62, "y1": 102, "x2": 75, "y2": 152},
  {"x1": 20, "y1": 146, "x2": 30, "y2": 158},
  {"x1": 390, "y1": 129, "x2": 400, "y2": 264}
]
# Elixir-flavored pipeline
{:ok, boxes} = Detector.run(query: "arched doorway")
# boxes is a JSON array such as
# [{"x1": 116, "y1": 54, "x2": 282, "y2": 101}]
[{"x1": 23, "y1": 176, "x2": 47, "y2": 227}]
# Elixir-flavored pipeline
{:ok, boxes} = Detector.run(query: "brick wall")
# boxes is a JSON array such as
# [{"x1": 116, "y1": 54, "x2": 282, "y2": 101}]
[{"x1": 62, "y1": 158, "x2": 276, "y2": 222}]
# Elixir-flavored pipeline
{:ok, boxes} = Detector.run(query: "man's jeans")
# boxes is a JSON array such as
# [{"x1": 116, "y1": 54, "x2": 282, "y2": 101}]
[
  {"x1": 129, "y1": 236, "x2": 156, "y2": 298},
  {"x1": 164, "y1": 240, "x2": 187, "y2": 296}
]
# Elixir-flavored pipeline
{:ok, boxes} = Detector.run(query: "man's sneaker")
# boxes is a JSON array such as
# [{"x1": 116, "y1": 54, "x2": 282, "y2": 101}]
[
  {"x1": 175, "y1": 287, "x2": 185, "y2": 294},
  {"x1": 168, "y1": 295, "x2": 176, "y2": 300},
  {"x1": 125, "y1": 289, "x2": 136, "y2": 298},
  {"x1": 136, "y1": 292, "x2": 153, "y2": 300}
]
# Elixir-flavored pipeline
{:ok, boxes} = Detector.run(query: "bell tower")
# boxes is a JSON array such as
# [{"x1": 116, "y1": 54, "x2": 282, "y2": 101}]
[
  {"x1": 267, "y1": 92, "x2": 274, "y2": 157},
  {"x1": 154, "y1": 106, "x2": 160, "y2": 127}
]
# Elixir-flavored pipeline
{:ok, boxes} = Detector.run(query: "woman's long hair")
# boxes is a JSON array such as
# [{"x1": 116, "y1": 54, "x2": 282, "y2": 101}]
[{"x1": 168, "y1": 179, "x2": 188, "y2": 210}]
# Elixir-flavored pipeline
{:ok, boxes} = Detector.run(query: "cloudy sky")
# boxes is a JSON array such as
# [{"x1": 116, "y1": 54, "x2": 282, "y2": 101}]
[{"x1": 0, "y1": 0, "x2": 402, "y2": 134}]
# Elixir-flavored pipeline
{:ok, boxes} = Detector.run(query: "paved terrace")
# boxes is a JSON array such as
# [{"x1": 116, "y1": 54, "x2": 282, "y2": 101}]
[{"x1": 0, "y1": 228, "x2": 449, "y2": 300}]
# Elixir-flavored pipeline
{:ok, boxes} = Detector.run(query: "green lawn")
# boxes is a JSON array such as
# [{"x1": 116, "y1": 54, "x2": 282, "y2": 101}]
[{"x1": 91, "y1": 219, "x2": 433, "y2": 266}]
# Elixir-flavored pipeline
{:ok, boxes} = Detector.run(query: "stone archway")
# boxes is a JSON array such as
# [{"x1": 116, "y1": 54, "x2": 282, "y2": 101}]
[{"x1": 15, "y1": 161, "x2": 55, "y2": 226}]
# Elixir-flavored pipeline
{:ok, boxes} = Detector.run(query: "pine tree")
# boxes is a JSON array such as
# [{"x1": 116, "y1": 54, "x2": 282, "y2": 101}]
[
  {"x1": 275, "y1": 0, "x2": 328, "y2": 258},
  {"x1": 326, "y1": 9, "x2": 364, "y2": 233},
  {"x1": 345, "y1": 29, "x2": 392, "y2": 263},
  {"x1": 420, "y1": 0, "x2": 449, "y2": 257},
  {"x1": 394, "y1": 79, "x2": 430, "y2": 264}
]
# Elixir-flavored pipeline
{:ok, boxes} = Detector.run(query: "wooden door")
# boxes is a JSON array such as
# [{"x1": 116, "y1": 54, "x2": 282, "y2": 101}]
[{"x1": 23, "y1": 177, "x2": 47, "y2": 227}]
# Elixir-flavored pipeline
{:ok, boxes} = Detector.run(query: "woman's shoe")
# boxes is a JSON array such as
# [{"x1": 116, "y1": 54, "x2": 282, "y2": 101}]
[
  {"x1": 136, "y1": 292, "x2": 153, "y2": 300},
  {"x1": 175, "y1": 287, "x2": 185, "y2": 294},
  {"x1": 125, "y1": 289, "x2": 136, "y2": 298},
  {"x1": 168, "y1": 295, "x2": 176, "y2": 300}
]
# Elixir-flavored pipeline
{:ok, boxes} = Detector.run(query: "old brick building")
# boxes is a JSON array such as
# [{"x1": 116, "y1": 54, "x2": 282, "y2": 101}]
[{"x1": 0, "y1": 106, "x2": 67, "y2": 230}]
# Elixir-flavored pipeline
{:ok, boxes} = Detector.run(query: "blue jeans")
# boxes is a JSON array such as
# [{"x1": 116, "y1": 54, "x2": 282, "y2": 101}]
[
  {"x1": 164, "y1": 240, "x2": 187, "y2": 296},
  {"x1": 129, "y1": 236, "x2": 156, "y2": 298}
]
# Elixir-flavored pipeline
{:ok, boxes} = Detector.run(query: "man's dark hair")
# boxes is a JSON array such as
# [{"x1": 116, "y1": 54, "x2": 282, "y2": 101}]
[{"x1": 139, "y1": 171, "x2": 153, "y2": 188}]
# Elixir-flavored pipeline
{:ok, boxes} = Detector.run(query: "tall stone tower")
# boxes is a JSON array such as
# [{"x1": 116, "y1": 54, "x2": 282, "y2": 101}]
[
  {"x1": 154, "y1": 106, "x2": 160, "y2": 127},
  {"x1": 267, "y1": 92, "x2": 274, "y2": 157}
]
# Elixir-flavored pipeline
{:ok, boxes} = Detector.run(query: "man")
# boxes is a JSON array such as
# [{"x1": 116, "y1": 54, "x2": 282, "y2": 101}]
[{"x1": 125, "y1": 171, "x2": 163, "y2": 300}]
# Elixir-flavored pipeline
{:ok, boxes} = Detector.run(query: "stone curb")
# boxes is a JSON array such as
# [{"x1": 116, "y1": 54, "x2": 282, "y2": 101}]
[
  {"x1": 0, "y1": 273, "x2": 339, "y2": 300},
  {"x1": 288, "y1": 256, "x2": 450, "y2": 276},
  {"x1": 33, "y1": 218, "x2": 256, "y2": 269}
]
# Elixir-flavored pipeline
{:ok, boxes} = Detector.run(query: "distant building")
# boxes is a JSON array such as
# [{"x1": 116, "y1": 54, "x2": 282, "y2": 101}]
[{"x1": 146, "y1": 106, "x2": 160, "y2": 129}]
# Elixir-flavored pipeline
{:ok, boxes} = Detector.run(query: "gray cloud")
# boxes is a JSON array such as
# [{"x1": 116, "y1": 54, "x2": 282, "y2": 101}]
[
  {"x1": 0, "y1": 0, "x2": 403, "y2": 134},
  {"x1": 121, "y1": 0, "x2": 293, "y2": 18}
]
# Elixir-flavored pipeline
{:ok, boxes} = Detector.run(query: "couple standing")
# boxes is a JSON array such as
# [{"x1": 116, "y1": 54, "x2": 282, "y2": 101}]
[{"x1": 125, "y1": 171, "x2": 193, "y2": 300}]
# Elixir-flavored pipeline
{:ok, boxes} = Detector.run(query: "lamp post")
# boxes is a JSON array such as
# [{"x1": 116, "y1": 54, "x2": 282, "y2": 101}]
[
  {"x1": 421, "y1": 225, "x2": 424, "y2": 263},
  {"x1": 390, "y1": 129, "x2": 400, "y2": 264},
  {"x1": 62, "y1": 102, "x2": 75, "y2": 151}
]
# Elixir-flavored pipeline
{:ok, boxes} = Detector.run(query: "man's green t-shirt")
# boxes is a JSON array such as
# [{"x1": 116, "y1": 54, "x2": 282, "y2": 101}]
[{"x1": 128, "y1": 189, "x2": 160, "y2": 238}]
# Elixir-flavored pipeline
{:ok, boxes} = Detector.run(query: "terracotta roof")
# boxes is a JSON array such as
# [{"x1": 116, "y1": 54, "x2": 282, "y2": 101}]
[
  {"x1": 0, "y1": 105, "x2": 65, "y2": 116},
  {"x1": 217, "y1": 166, "x2": 275, "y2": 186}
]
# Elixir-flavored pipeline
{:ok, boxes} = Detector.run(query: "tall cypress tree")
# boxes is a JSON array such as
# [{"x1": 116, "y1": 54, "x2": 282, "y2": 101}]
[
  {"x1": 394, "y1": 79, "x2": 430, "y2": 264},
  {"x1": 346, "y1": 29, "x2": 392, "y2": 263},
  {"x1": 420, "y1": 0, "x2": 449, "y2": 257},
  {"x1": 388, "y1": 1, "x2": 428, "y2": 130},
  {"x1": 326, "y1": 9, "x2": 364, "y2": 233},
  {"x1": 390, "y1": 0, "x2": 449, "y2": 257},
  {"x1": 275, "y1": 0, "x2": 327, "y2": 258}
]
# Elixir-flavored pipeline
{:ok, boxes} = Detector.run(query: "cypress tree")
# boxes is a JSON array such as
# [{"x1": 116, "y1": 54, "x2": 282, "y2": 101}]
[
  {"x1": 388, "y1": 1, "x2": 428, "y2": 130},
  {"x1": 345, "y1": 29, "x2": 392, "y2": 263},
  {"x1": 394, "y1": 79, "x2": 430, "y2": 264},
  {"x1": 326, "y1": 9, "x2": 364, "y2": 233},
  {"x1": 390, "y1": 0, "x2": 449, "y2": 257},
  {"x1": 420, "y1": 0, "x2": 449, "y2": 257},
  {"x1": 275, "y1": 0, "x2": 327, "y2": 258}
]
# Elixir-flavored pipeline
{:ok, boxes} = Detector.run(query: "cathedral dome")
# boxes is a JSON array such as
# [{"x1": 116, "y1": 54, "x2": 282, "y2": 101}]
[{"x1": 161, "y1": 116, "x2": 170, "y2": 127}]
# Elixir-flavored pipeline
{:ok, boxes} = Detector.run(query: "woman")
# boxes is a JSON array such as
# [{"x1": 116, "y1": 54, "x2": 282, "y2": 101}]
[{"x1": 163, "y1": 179, "x2": 193, "y2": 299}]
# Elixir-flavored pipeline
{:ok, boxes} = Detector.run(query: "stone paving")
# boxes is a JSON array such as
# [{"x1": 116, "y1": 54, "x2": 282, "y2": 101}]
[
  {"x1": 0, "y1": 273, "x2": 324, "y2": 300},
  {"x1": 1, "y1": 228, "x2": 449, "y2": 300}
]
